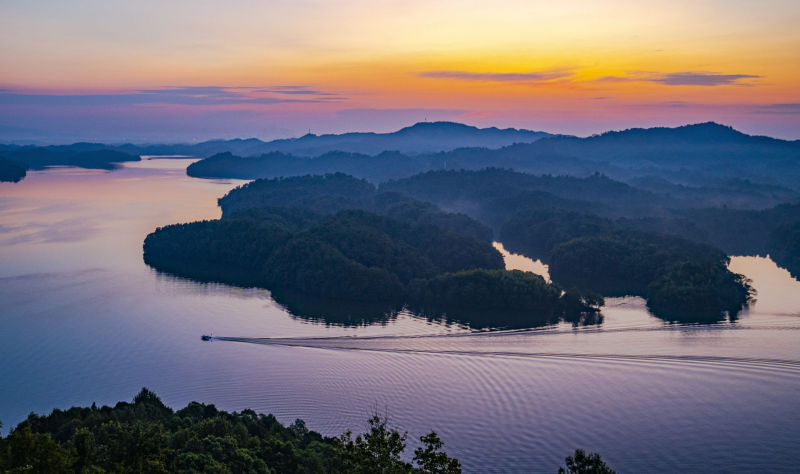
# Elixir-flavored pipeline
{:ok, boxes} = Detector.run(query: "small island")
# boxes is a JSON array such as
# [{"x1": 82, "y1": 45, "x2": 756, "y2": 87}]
[
  {"x1": 383, "y1": 169, "x2": 759, "y2": 323},
  {"x1": 501, "y1": 208, "x2": 754, "y2": 322}
]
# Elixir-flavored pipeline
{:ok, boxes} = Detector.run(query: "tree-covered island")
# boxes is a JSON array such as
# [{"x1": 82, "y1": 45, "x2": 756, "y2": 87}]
[{"x1": 144, "y1": 175, "x2": 602, "y2": 324}]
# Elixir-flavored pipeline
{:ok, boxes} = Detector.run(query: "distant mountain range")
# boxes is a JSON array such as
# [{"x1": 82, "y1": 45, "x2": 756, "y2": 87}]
[
  {"x1": 2, "y1": 121, "x2": 800, "y2": 194},
  {"x1": 0, "y1": 122, "x2": 551, "y2": 159},
  {"x1": 185, "y1": 122, "x2": 800, "y2": 192}
]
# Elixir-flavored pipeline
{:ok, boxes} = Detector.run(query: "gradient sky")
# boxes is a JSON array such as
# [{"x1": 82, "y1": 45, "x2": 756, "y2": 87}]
[{"x1": 1, "y1": 0, "x2": 799, "y2": 142}]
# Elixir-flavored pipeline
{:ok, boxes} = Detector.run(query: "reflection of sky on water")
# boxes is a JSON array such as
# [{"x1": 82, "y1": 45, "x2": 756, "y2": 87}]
[{"x1": 1, "y1": 160, "x2": 799, "y2": 473}]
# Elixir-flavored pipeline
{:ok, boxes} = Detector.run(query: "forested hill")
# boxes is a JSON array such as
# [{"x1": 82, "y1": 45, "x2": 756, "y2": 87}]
[
  {"x1": 217, "y1": 173, "x2": 495, "y2": 243},
  {"x1": 184, "y1": 122, "x2": 800, "y2": 190},
  {"x1": 144, "y1": 173, "x2": 604, "y2": 324},
  {"x1": 144, "y1": 171, "x2": 764, "y2": 323}
]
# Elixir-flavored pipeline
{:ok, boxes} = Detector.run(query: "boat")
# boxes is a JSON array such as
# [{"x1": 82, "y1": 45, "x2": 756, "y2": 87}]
[{"x1": 201, "y1": 334, "x2": 213, "y2": 341}]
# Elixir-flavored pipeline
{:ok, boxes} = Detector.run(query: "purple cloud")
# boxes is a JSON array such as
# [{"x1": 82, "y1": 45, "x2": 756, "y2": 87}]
[
  {"x1": 418, "y1": 69, "x2": 574, "y2": 83},
  {"x1": 0, "y1": 86, "x2": 341, "y2": 107},
  {"x1": 754, "y1": 103, "x2": 800, "y2": 114},
  {"x1": 595, "y1": 71, "x2": 760, "y2": 86}
]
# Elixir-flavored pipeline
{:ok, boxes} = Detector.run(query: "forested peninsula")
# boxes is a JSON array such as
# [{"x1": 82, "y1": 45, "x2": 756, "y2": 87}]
[
  {"x1": 384, "y1": 169, "x2": 759, "y2": 322},
  {"x1": 0, "y1": 156, "x2": 27, "y2": 182},
  {"x1": 0, "y1": 146, "x2": 140, "y2": 170},
  {"x1": 142, "y1": 168, "x2": 783, "y2": 324},
  {"x1": 144, "y1": 174, "x2": 603, "y2": 325}
]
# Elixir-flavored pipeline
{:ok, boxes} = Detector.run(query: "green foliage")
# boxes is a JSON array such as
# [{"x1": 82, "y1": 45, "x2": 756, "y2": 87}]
[
  {"x1": 413, "y1": 432, "x2": 462, "y2": 474},
  {"x1": 499, "y1": 207, "x2": 754, "y2": 322},
  {"x1": 218, "y1": 173, "x2": 494, "y2": 243},
  {"x1": 0, "y1": 424, "x2": 76, "y2": 473},
  {"x1": 406, "y1": 270, "x2": 601, "y2": 328},
  {"x1": 335, "y1": 416, "x2": 410, "y2": 474},
  {"x1": 219, "y1": 173, "x2": 377, "y2": 216},
  {"x1": 145, "y1": 172, "x2": 606, "y2": 323},
  {"x1": 769, "y1": 221, "x2": 800, "y2": 278},
  {"x1": 501, "y1": 209, "x2": 615, "y2": 259},
  {"x1": 647, "y1": 261, "x2": 753, "y2": 322},
  {"x1": 557, "y1": 449, "x2": 616, "y2": 474},
  {"x1": 407, "y1": 269, "x2": 563, "y2": 313},
  {"x1": 547, "y1": 230, "x2": 752, "y2": 321},
  {"x1": 144, "y1": 204, "x2": 601, "y2": 320},
  {"x1": 675, "y1": 203, "x2": 800, "y2": 255},
  {"x1": 333, "y1": 415, "x2": 461, "y2": 474},
  {"x1": 0, "y1": 392, "x2": 467, "y2": 474},
  {"x1": 382, "y1": 169, "x2": 655, "y2": 226},
  {"x1": 145, "y1": 204, "x2": 505, "y2": 303},
  {"x1": 264, "y1": 234, "x2": 405, "y2": 301}
]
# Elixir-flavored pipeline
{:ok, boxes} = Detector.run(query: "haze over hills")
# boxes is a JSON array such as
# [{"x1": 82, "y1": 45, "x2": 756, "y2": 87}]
[
  {"x1": 185, "y1": 122, "x2": 800, "y2": 193},
  {"x1": 3, "y1": 121, "x2": 800, "y2": 196},
  {"x1": 0, "y1": 122, "x2": 552, "y2": 158}
]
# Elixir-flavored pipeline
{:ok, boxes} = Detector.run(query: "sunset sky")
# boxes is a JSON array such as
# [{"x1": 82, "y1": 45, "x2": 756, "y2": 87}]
[{"x1": 1, "y1": 0, "x2": 799, "y2": 142}]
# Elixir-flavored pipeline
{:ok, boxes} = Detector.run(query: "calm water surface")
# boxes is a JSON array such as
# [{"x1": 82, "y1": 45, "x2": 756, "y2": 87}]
[{"x1": 1, "y1": 159, "x2": 799, "y2": 473}]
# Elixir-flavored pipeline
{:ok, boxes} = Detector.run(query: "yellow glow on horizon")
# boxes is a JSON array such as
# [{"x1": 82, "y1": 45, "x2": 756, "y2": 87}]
[{"x1": 1, "y1": 0, "x2": 799, "y2": 137}]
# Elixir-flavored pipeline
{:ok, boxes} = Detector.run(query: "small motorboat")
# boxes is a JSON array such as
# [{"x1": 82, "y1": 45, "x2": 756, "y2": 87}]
[{"x1": 201, "y1": 334, "x2": 213, "y2": 341}]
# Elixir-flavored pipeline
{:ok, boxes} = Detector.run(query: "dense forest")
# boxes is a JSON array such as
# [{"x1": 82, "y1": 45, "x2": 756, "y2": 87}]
[
  {"x1": 384, "y1": 168, "x2": 800, "y2": 278},
  {"x1": 383, "y1": 171, "x2": 763, "y2": 322},
  {"x1": 144, "y1": 177, "x2": 602, "y2": 325},
  {"x1": 0, "y1": 156, "x2": 27, "y2": 182},
  {"x1": 769, "y1": 222, "x2": 800, "y2": 278},
  {"x1": 497, "y1": 209, "x2": 754, "y2": 321},
  {"x1": 0, "y1": 388, "x2": 616, "y2": 474},
  {"x1": 218, "y1": 173, "x2": 494, "y2": 243},
  {"x1": 146, "y1": 169, "x2": 793, "y2": 323}
]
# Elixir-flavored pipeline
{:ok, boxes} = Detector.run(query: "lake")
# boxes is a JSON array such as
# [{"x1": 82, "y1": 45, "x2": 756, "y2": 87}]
[{"x1": 1, "y1": 158, "x2": 799, "y2": 473}]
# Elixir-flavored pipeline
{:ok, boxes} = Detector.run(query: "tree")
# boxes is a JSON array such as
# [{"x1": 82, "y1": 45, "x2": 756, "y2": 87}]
[
  {"x1": 0, "y1": 424, "x2": 76, "y2": 473},
  {"x1": 335, "y1": 415, "x2": 411, "y2": 474},
  {"x1": 413, "y1": 432, "x2": 461, "y2": 474},
  {"x1": 558, "y1": 449, "x2": 616, "y2": 474}
]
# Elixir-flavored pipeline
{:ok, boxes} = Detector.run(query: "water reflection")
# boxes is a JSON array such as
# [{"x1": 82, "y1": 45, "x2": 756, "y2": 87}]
[
  {"x1": 2, "y1": 159, "x2": 800, "y2": 473},
  {"x1": 414, "y1": 305, "x2": 603, "y2": 330},
  {"x1": 493, "y1": 242, "x2": 550, "y2": 280}
]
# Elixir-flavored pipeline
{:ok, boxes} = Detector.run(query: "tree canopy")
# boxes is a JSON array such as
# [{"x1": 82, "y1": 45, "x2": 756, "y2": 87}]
[{"x1": 0, "y1": 389, "x2": 464, "y2": 474}]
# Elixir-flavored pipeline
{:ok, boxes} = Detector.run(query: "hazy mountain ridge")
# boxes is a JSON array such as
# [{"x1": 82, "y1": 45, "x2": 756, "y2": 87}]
[
  {"x1": 187, "y1": 122, "x2": 800, "y2": 207},
  {"x1": 0, "y1": 122, "x2": 552, "y2": 159}
]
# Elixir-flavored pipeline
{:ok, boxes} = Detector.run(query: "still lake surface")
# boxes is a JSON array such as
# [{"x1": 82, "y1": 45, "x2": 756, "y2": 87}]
[{"x1": 1, "y1": 158, "x2": 799, "y2": 473}]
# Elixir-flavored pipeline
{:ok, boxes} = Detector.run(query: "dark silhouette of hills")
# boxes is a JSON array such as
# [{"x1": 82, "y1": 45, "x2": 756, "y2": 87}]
[
  {"x1": 2, "y1": 147, "x2": 140, "y2": 170},
  {"x1": 0, "y1": 156, "x2": 27, "y2": 182},
  {"x1": 119, "y1": 122, "x2": 551, "y2": 157},
  {"x1": 236, "y1": 122, "x2": 552, "y2": 156},
  {"x1": 184, "y1": 122, "x2": 800, "y2": 191}
]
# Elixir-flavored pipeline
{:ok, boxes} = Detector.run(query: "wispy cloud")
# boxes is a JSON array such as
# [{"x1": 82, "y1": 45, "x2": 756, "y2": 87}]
[
  {"x1": 0, "y1": 86, "x2": 343, "y2": 107},
  {"x1": 256, "y1": 85, "x2": 337, "y2": 96},
  {"x1": 418, "y1": 69, "x2": 574, "y2": 83},
  {"x1": 595, "y1": 71, "x2": 760, "y2": 86},
  {"x1": 754, "y1": 103, "x2": 800, "y2": 114}
]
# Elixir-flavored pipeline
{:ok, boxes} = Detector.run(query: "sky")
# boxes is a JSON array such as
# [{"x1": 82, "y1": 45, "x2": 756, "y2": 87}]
[{"x1": 1, "y1": 0, "x2": 799, "y2": 143}]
